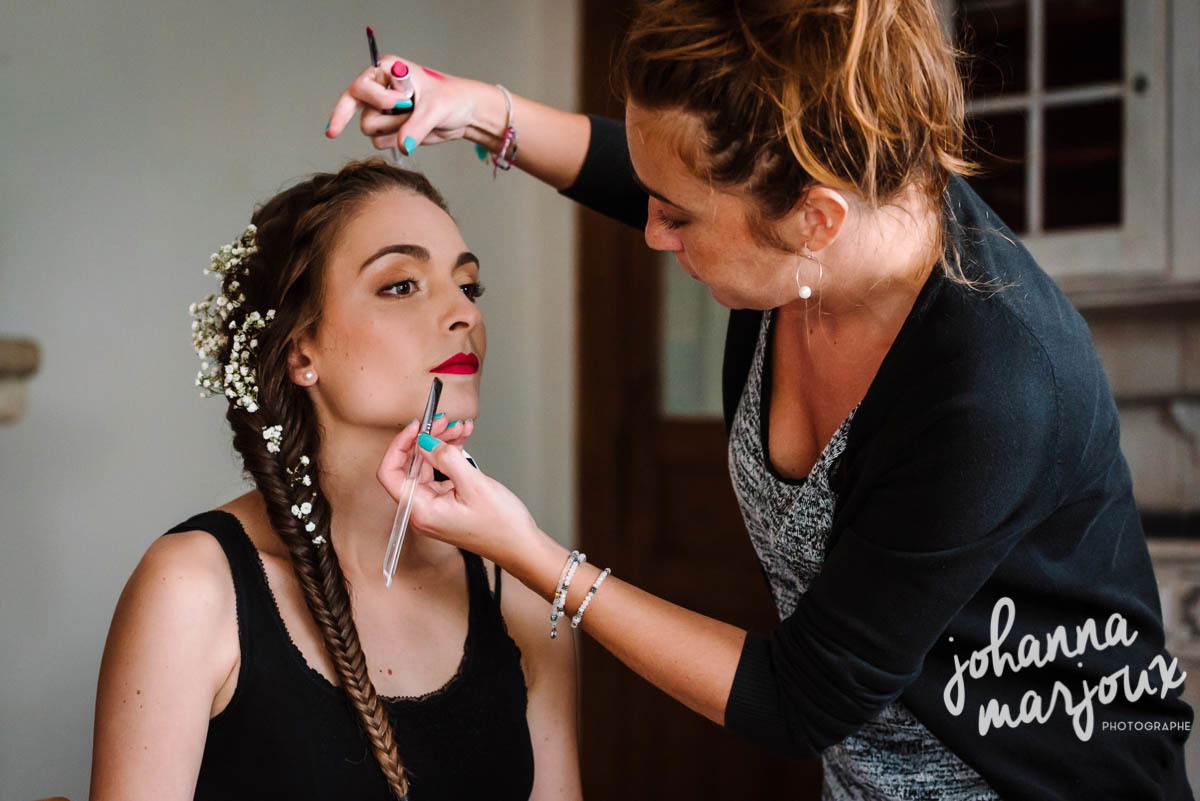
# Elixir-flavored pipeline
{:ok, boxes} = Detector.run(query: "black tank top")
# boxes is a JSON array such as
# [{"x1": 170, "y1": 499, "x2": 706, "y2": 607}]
[{"x1": 162, "y1": 510, "x2": 534, "y2": 801}]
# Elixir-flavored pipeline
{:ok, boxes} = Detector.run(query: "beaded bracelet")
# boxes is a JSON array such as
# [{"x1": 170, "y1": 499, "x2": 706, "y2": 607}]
[
  {"x1": 571, "y1": 567, "x2": 611, "y2": 629},
  {"x1": 552, "y1": 549, "x2": 579, "y2": 615},
  {"x1": 550, "y1": 550, "x2": 581, "y2": 633},
  {"x1": 475, "y1": 84, "x2": 518, "y2": 178},
  {"x1": 552, "y1": 553, "x2": 585, "y2": 639},
  {"x1": 550, "y1": 550, "x2": 586, "y2": 639},
  {"x1": 492, "y1": 84, "x2": 518, "y2": 171}
]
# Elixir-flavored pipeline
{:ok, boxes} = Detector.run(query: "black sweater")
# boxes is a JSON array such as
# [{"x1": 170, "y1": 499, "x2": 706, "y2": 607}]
[{"x1": 561, "y1": 115, "x2": 1195, "y2": 800}]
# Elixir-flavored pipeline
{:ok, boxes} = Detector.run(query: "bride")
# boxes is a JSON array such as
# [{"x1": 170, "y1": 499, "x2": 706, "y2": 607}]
[{"x1": 88, "y1": 159, "x2": 582, "y2": 801}]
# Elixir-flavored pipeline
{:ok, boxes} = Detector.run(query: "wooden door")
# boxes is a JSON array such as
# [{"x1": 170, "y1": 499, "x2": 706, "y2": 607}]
[{"x1": 574, "y1": 2, "x2": 822, "y2": 797}]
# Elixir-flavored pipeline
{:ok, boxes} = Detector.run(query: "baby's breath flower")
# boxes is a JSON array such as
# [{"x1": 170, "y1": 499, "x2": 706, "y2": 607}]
[
  {"x1": 191, "y1": 225, "x2": 326, "y2": 547},
  {"x1": 191, "y1": 223, "x2": 264, "y2": 409}
]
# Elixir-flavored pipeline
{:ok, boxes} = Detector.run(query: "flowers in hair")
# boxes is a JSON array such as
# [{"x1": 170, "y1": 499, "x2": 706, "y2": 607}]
[
  {"x1": 190, "y1": 224, "x2": 276, "y2": 414},
  {"x1": 190, "y1": 224, "x2": 324, "y2": 547},
  {"x1": 287, "y1": 455, "x2": 323, "y2": 545}
]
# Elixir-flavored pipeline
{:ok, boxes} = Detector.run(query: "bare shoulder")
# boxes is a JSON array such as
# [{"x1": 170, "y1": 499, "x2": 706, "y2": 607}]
[
  {"x1": 108, "y1": 529, "x2": 238, "y2": 686},
  {"x1": 90, "y1": 530, "x2": 239, "y2": 799},
  {"x1": 134, "y1": 529, "x2": 233, "y2": 606},
  {"x1": 483, "y1": 558, "x2": 582, "y2": 800},
  {"x1": 484, "y1": 557, "x2": 577, "y2": 690}
]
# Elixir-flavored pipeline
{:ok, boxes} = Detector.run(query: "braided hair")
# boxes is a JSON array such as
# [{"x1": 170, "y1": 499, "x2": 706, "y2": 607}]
[{"x1": 208, "y1": 158, "x2": 450, "y2": 798}]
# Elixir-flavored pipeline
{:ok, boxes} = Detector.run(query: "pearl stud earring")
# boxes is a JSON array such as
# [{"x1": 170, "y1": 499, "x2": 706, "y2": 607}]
[{"x1": 303, "y1": 370, "x2": 315, "y2": 381}]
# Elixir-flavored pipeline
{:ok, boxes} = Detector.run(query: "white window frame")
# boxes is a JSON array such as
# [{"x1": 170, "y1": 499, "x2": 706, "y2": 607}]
[
  {"x1": 659, "y1": 0, "x2": 1199, "y2": 417},
  {"x1": 943, "y1": 0, "x2": 1171, "y2": 283},
  {"x1": 1171, "y1": 0, "x2": 1200, "y2": 285}
]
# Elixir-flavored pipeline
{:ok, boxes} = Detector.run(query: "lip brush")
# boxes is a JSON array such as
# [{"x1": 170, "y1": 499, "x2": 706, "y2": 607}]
[{"x1": 383, "y1": 377, "x2": 442, "y2": 587}]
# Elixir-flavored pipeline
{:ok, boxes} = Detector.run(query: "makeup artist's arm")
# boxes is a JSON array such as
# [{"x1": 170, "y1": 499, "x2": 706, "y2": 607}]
[
  {"x1": 326, "y1": 58, "x2": 590, "y2": 190},
  {"x1": 89, "y1": 532, "x2": 234, "y2": 800},
  {"x1": 378, "y1": 423, "x2": 743, "y2": 728},
  {"x1": 381, "y1": 349, "x2": 1066, "y2": 760}
]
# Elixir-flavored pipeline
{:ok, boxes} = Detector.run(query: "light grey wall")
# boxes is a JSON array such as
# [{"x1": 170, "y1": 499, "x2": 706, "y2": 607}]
[{"x1": 0, "y1": 2, "x2": 578, "y2": 799}]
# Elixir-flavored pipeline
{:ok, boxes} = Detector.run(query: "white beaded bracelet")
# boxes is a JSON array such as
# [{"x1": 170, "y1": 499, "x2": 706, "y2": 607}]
[
  {"x1": 571, "y1": 567, "x2": 611, "y2": 629},
  {"x1": 551, "y1": 551, "x2": 586, "y2": 639},
  {"x1": 552, "y1": 550, "x2": 578, "y2": 607}
]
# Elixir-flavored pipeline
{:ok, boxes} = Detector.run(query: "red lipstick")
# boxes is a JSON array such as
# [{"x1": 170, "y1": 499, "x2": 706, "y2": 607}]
[{"x1": 430, "y1": 352, "x2": 479, "y2": 375}]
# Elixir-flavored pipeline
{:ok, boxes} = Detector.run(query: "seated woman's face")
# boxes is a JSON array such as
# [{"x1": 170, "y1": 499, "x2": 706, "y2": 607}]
[{"x1": 300, "y1": 188, "x2": 487, "y2": 429}]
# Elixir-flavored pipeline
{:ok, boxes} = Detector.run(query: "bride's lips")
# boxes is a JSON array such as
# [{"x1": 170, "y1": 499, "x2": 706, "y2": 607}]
[{"x1": 430, "y1": 352, "x2": 479, "y2": 375}]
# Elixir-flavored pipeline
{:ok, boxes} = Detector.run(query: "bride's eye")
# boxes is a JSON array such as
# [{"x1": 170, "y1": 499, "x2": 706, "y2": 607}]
[
  {"x1": 460, "y1": 281, "x2": 486, "y2": 303},
  {"x1": 381, "y1": 279, "x2": 417, "y2": 297}
]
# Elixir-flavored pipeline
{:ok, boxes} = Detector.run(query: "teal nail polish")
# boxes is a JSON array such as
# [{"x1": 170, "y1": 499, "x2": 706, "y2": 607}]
[
  {"x1": 475, "y1": 142, "x2": 490, "y2": 161},
  {"x1": 324, "y1": 121, "x2": 330, "y2": 131},
  {"x1": 393, "y1": 99, "x2": 413, "y2": 110},
  {"x1": 403, "y1": 135, "x2": 417, "y2": 155},
  {"x1": 434, "y1": 412, "x2": 445, "y2": 420},
  {"x1": 446, "y1": 419, "x2": 460, "y2": 428},
  {"x1": 418, "y1": 433, "x2": 441, "y2": 452}
]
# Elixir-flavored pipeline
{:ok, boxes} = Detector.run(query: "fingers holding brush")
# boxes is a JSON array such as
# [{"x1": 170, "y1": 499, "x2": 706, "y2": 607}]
[
  {"x1": 377, "y1": 416, "x2": 473, "y2": 502},
  {"x1": 326, "y1": 64, "x2": 413, "y2": 140}
]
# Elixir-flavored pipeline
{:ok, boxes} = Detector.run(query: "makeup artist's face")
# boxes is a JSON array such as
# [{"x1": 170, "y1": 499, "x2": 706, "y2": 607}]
[
  {"x1": 625, "y1": 102, "x2": 800, "y2": 310},
  {"x1": 296, "y1": 189, "x2": 486, "y2": 430}
]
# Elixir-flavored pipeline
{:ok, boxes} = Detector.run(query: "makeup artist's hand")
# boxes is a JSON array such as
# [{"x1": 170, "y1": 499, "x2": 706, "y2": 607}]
[
  {"x1": 388, "y1": 414, "x2": 475, "y2": 483},
  {"x1": 326, "y1": 56, "x2": 495, "y2": 155},
  {"x1": 376, "y1": 424, "x2": 542, "y2": 567}
]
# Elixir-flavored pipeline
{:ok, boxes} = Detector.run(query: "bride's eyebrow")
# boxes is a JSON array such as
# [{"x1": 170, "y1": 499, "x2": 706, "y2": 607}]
[
  {"x1": 360, "y1": 243, "x2": 429, "y2": 273},
  {"x1": 358, "y1": 245, "x2": 480, "y2": 273}
]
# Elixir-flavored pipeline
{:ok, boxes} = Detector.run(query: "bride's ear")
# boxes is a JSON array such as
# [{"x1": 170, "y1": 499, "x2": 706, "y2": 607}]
[{"x1": 286, "y1": 337, "x2": 319, "y2": 387}]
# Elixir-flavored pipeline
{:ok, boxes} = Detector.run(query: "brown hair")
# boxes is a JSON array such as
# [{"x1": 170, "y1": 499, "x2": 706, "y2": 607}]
[
  {"x1": 214, "y1": 158, "x2": 449, "y2": 798},
  {"x1": 617, "y1": 0, "x2": 996, "y2": 290}
]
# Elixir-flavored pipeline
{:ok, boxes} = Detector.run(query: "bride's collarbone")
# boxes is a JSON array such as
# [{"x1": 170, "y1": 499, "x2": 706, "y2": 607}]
[{"x1": 218, "y1": 510, "x2": 472, "y2": 700}]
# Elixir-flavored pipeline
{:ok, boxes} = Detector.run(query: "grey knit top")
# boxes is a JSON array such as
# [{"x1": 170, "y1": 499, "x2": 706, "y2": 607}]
[{"x1": 727, "y1": 307, "x2": 1001, "y2": 801}]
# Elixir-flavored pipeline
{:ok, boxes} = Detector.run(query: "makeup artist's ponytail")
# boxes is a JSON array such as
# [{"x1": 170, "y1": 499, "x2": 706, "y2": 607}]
[
  {"x1": 214, "y1": 159, "x2": 450, "y2": 799},
  {"x1": 617, "y1": 0, "x2": 989, "y2": 290}
]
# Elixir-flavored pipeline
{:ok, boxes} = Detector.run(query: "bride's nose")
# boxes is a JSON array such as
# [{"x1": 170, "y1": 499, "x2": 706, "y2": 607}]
[{"x1": 443, "y1": 285, "x2": 483, "y2": 333}]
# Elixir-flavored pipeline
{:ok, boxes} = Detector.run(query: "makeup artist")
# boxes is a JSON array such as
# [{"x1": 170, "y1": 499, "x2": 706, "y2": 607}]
[{"x1": 327, "y1": 1, "x2": 1193, "y2": 798}]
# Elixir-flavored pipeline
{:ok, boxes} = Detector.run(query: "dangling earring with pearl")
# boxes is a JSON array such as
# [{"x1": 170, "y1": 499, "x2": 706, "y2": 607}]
[{"x1": 794, "y1": 242, "x2": 823, "y2": 300}]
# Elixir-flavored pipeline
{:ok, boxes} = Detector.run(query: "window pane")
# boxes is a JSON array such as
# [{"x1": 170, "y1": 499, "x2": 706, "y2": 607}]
[
  {"x1": 1043, "y1": 100, "x2": 1122, "y2": 230},
  {"x1": 956, "y1": 0, "x2": 1028, "y2": 97},
  {"x1": 1045, "y1": 0, "x2": 1122, "y2": 88},
  {"x1": 964, "y1": 112, "x2": 1027, "y2": 233},
  {"x1": 659, "y1": 253, "x2": 725, "y2": 418}
]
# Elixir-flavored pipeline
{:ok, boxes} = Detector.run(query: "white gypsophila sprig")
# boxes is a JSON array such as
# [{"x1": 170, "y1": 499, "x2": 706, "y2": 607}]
[
  {"x1": 262, "y1": 424, "x2": 283, "y2": 454},
  {"x1": 286, "y1": 455, "x2": 324, "y2": 544},
  {"x1": 191, "y1": 225, "x2": 319, "y2": 544},
  {"x1": 190, "y1": 223, "x2": 277, "y2": 414}
]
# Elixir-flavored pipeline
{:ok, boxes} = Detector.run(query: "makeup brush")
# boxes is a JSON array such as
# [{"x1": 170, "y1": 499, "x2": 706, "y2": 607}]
[{"x1": 366, "y1": 26, "x2": 403, "y2": 163}]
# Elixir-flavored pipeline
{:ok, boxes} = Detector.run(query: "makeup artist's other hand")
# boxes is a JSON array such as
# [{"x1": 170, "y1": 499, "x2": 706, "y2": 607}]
[
  {"x1": 326, "y1": 56, "x2": 490, "y2": 155},
  {"x1": 376, "y1": 425, "x2": 540, "y2": 567}
]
